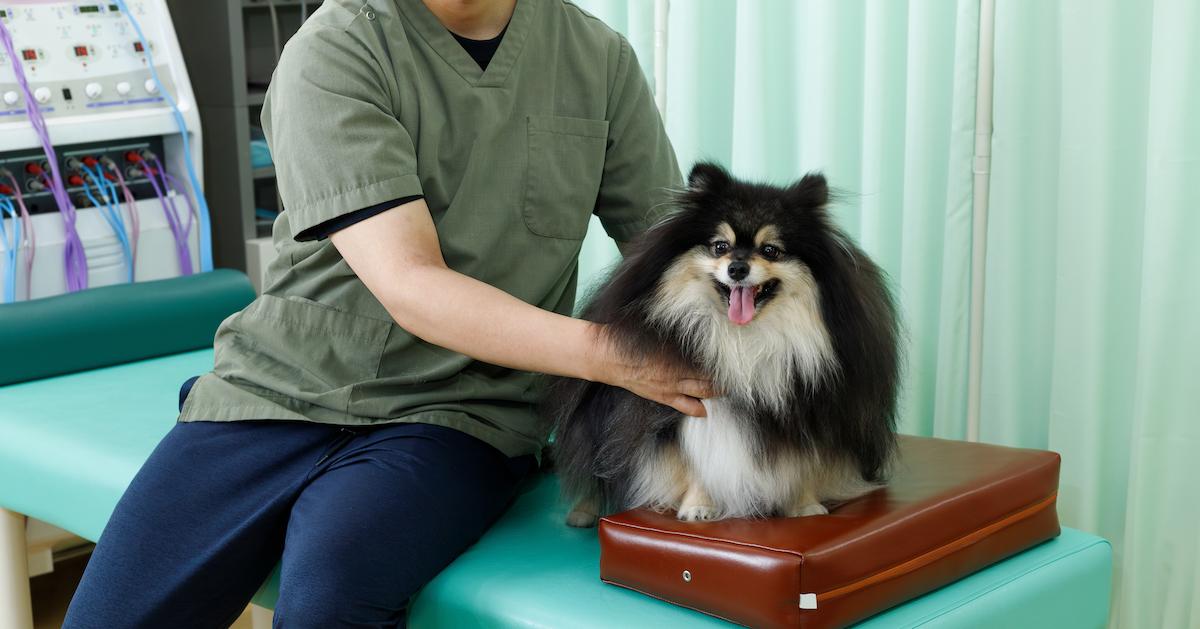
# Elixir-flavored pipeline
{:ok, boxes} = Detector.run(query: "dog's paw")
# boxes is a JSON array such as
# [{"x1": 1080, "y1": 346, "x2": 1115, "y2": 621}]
[
  {"x1": 787, "y1": 503, "x2": 829, "y2": 518},
  {"x1": 677, "y1": 505, "x2": 720, "y2": 522},
  {"x1": 565, "y1": 509, "x2": 598, "y2": 528}
]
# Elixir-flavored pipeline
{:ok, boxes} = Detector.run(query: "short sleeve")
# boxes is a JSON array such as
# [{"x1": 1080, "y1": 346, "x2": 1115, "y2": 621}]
[
  {"x1": 593, "y1": 37, "x2": 683, "y2": 243},
  {"x1": 297, "y1": 194, "x2": 424, "y2": 241},
  {"x1": 261, "y1": 24, "x2": 424, "y2": 240}
]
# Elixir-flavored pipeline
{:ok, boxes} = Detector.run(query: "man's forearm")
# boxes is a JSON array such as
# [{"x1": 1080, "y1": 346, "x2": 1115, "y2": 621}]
[
  {"x1": 332, "y1": 198, "x2": 614, "y2": 383},
  {"x1": 331, "y1": 201, "x2": 710, "y2": 416},
  {"x1": 376, "y1": 263, "x2": 604, "y2": 381}
]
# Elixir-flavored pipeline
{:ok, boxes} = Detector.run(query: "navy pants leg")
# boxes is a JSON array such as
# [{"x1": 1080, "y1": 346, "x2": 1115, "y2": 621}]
[{"x1": 63, "y1": 419, "x2": 533, "y2": 629}]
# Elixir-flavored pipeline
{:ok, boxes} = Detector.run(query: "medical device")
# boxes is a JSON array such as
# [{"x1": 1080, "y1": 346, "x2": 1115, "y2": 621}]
[{"x1": 0, "y1": 0, "x2": 207, "y2": 300}]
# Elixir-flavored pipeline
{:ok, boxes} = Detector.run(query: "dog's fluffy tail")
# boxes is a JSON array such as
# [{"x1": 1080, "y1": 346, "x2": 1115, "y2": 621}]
[{"x1": 540, "y1": 376, "x2": 608, "y2": 514}]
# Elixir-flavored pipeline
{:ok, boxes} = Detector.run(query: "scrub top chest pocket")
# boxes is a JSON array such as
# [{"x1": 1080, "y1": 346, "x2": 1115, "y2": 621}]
[{"x1": 523, "y1": 114, "x2": 609, "y2": 240}]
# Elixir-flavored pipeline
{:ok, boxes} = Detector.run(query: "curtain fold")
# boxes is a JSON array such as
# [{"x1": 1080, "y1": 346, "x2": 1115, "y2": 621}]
[
  {"x1": 575, "y1": 0, "x2": 979, "y2": 438},
  {"x1": 986, "y1": 1, "x2": 1200, "y2": 626},
  {"x1": 1120, "y1": 3, "x2": 1200, "y2": 625}
]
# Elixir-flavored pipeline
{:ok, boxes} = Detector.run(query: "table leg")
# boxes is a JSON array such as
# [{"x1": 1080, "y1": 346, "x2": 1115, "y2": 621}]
[{"x1": 0, "y1": 508, "x2": 34, "y2": 629}]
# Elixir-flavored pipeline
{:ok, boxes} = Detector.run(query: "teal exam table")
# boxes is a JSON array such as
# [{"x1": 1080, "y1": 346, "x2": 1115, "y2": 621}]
[{"x1": 0, "y1": 271, "x2": 1113, "y2": 628}]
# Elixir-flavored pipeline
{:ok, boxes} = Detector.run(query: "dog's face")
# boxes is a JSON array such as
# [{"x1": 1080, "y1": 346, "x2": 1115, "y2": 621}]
[
  {"x1": 655, "y1": 163, "x2": 833, "y2": 328},
  {"x1": 703, "y1": 220, "x2": 795, "y2": 325}
]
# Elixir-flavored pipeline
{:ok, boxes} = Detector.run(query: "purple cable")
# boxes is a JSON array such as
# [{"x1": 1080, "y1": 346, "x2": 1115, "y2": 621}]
[
  {"x1": 143, "y1": 165, "x2": 186, "y2": 274},
  {"x1": 154, "y1": 161, "x2": 195, "y2": 275},
  {"x1": 152, "y1": 159, "x2": 185, "y2": 236},
  {"x1": 144, "y1": 162, "x2": 192, "y2": 275},
  {"x1": 4, "y1": 174, "x2": 35, "y2": 300},
  {"x1": 0, "y1": 21, "x2": 87, "y2": 291},
  {"x1": 161, "y1": 169, "x2": 194, "y2": 239},
  {"x1": 109, "y1": 164, "x2": 140, "y2": 272},
  {"x1": 38, "y1": 172, "x2": 88, "y2": 289}
]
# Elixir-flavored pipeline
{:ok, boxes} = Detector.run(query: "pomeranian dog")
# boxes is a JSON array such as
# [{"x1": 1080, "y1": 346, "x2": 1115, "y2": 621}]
[{"x1": 547, "y1": 162, "x2": 901, "y2": 526}]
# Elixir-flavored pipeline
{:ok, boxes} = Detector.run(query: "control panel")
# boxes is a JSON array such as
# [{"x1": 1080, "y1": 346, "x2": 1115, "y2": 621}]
[
  {"x1": 0, "y1": 1, "x2": 176, "y2": 119},
  {"x1": 0, "y1": 135, "x2": 164, "y2": 212},
  {"x1": 0, "y1": 0, "x2": 203, "y2": 300}
]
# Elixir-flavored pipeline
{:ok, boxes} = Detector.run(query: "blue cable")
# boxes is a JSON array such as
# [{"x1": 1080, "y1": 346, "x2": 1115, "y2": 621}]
[
  {"x1": 98, "y1": 168, "x2": 135, "y2": 278},
  {"x1": 80, "y1": 164, "x2": 134, "y2": 282},
  {"x1": 79, "y1": 168, "x2": 130, "y2": 277},
  {"x1": 0, "y1": 197, "x2": 19, "y2": 303},
  {"x1": 98, "y1": 168, "x2": 125, "y2": 217},
  {"x1": 82, "y1": 162, "x2": 132, "y2": 255},
  {"x1": 80, "y1": 181, "x2": 120, "y2": 240},
  {"x1": 113, "y1": 0, "x2": 212, "y2": 272}
]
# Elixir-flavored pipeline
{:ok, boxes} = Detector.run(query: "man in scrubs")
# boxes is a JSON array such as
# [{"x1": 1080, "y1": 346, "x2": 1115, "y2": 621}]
[{"x1": 63, "y1": 0, "x2": 711, "y2": 626}]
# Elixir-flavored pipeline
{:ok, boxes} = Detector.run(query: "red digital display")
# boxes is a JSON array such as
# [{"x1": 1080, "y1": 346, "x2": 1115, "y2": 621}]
[
  {"x1": 74, "y1": 46, "x2": 89, "y2": 57},
  {"x1": 22, "y1": 49, "x2": 37, "y2": 61},
  {"x1": 133, "y1": 41, "x2": 144, "y2": 52}
]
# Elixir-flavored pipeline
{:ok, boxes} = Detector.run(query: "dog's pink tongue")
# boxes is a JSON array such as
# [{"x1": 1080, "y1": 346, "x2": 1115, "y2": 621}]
[{"x1": 728, "y1": 285, "x2": 755, "y2": 325}]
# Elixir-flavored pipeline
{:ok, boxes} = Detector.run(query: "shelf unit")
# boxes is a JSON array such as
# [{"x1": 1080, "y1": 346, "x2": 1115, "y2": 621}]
[{"x1": 165, "y1": 0, "x2": 320, "y2": 270}]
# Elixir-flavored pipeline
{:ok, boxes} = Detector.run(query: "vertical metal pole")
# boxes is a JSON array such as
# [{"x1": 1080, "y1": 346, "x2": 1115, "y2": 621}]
[
  {"x1": 0, "y1": 508, "x2": 34, "y2": 629},
  {"x1": 967, "y1": 0, "x2": 996, "y2": 443},
  {"x1": 654, "y1": 0, "x2": 669, "y2": 119}
]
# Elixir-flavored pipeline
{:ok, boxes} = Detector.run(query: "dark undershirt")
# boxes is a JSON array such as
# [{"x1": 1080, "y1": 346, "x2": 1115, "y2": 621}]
[
  {"x1": 298, "y1": 28, "x2": 506, "y2": 242},
  {"x1": 452, "y1": 27, "x2": 507, "y2": 71}
]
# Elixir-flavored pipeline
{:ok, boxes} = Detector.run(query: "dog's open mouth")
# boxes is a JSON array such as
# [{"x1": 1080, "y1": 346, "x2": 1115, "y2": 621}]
[{"x1": 713, "y1": 279, "x2": 780, "y2": 325}]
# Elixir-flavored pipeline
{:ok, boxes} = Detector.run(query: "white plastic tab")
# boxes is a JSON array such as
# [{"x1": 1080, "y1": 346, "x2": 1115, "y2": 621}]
[{"x1": 799, "y1": 593, "x2": 818, "y2": 610}]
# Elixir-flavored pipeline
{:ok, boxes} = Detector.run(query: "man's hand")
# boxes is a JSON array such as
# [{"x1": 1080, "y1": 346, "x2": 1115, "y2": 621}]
[
  {"x1": 596, "y1": 349, "x2": 714, "y2": 416},
  {"x1": 331, "y1": 200, "x2": 712, "y2": 416}
]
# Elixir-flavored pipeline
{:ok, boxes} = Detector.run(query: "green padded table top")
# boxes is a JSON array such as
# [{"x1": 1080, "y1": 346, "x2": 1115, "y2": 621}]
[
  {"x1": 406, "y1": 477, "x2": 1111, "y2": 628},
  {"x1": 0, "y1": 349, "x2": 215, "y2": 540},
  {"x1": 0, "y1": 351, "x2": 1112, "y2": 627}
]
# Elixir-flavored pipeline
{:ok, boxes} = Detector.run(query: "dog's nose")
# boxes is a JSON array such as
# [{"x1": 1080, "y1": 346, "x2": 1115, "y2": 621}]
[{"x1": 727, "y1": 261, "x2": 750, "y2": 281}]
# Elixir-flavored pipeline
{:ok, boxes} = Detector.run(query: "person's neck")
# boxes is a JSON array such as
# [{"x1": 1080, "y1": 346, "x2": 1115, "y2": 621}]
[{"x1": 421, "y1": 0, "x2": 516, "y2": 40}]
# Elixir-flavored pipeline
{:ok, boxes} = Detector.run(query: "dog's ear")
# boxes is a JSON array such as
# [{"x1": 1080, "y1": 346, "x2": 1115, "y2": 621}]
[
  {"x1": 687, "y1": 162, "x2": 733, "y2": 193},
  {"x1": 787, "y1": 172, "x2": 829, "y2": 208}
]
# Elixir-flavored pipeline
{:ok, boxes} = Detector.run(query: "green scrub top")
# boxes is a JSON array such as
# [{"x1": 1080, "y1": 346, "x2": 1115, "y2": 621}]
[{"x1": 178, "y1": 0, "x2": 682, "y2": 457}]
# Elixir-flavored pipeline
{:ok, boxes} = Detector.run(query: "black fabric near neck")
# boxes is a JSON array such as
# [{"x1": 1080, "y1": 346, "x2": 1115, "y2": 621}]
[{"x1": 451, "y1": 26, "x2": 507, "y2": 70}]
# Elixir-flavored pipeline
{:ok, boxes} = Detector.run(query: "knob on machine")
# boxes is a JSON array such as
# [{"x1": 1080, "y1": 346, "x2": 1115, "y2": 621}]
[{"x1": 0, "y1": 0, "x2": 208, "y2": 298}]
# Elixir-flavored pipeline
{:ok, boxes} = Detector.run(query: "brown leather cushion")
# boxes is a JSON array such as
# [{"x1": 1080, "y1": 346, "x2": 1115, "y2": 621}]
[{"x1": 599, "y1": 435, "x2": 1061, "y2": 628}]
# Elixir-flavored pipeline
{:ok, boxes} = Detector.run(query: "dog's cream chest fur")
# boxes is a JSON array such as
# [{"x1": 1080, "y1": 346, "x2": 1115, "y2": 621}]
[{"x1": 678, "y1": 399, "x2": 811, "y2": 518}]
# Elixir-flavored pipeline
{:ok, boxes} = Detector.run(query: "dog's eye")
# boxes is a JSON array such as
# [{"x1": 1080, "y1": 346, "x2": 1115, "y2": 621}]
[
  {"x1": 711, "y1": 241, "x2": 730, "y2": 255},
  {"x1": 760, "y1": 244, "x2": 781, "y2": 260}
]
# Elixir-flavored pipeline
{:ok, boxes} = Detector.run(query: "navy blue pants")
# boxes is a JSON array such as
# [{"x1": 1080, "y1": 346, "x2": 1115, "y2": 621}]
[{"x1": 63, "y1": 384, "x2": 535, "y2": 628}]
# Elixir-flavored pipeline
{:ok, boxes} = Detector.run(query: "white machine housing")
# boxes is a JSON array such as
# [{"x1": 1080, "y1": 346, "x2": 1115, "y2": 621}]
[{"x1": 0, "y1": 0, "x2": 202, "y2": 299}]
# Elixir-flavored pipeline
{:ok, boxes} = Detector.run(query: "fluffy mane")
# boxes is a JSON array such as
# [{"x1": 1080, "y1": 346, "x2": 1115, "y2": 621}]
[{"x1": 545, "y1": 163, "x2": 902, "y2": 516}]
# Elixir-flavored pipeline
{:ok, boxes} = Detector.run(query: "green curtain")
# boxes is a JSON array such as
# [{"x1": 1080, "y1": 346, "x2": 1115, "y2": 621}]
[
  {"x1": 572, "y1": 2, "x2": 1199, "y2": 625},
  {"x1": 574, "y1": 0, "x2": 981, "y2": 439},
  {"x1": 985, "y1": 0, "x2": 1200, "y2": 626}
]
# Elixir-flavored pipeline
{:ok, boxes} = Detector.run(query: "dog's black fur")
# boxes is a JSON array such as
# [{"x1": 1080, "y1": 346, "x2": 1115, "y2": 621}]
[{"x1": 545, "y1": 162, "x2": 902, "y2": 518}]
